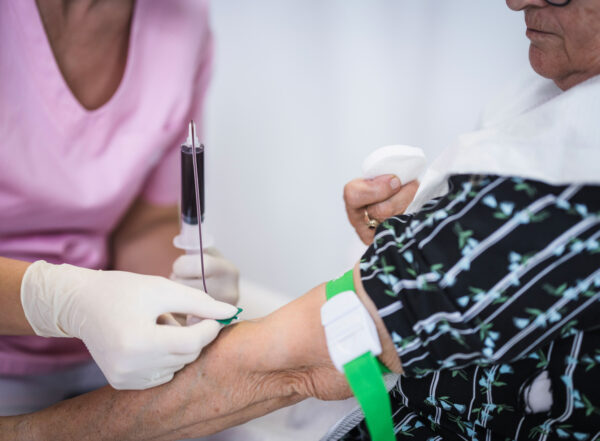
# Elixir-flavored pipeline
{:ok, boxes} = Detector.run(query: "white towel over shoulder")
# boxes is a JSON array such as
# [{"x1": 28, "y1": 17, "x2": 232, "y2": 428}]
[{"x1": 407, "y1": 72, "x2": 600, "y2": 213}]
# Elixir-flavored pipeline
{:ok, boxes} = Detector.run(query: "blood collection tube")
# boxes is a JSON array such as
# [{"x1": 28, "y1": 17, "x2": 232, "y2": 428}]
[
  {"x1": 181, "y1": 127, "x2": 205, "y2": 225},
  {"x1": 173, "y1": 121, "x2": 213, "y2": 252}
]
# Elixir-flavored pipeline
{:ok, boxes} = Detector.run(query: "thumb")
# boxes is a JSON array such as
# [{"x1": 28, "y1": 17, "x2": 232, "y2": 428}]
[
  {"x1": 366, "y1": 174, "x2": 403, "y2": 203},
  {"x1": 344, "y1": 175, "x2": 402, "y2": 209},
  {"x1": 156, "y1": 280, "x2": 239, "y2": 319},
  {"x1": 156, "y1": 319, "x2": 222, "y2": 354},
  {"x1": 172, "y1": 253, "x2": 222, "y2": 279}
]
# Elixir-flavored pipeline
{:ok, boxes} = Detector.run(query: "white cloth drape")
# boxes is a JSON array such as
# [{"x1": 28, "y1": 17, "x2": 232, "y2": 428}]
[{"x1": 408, "y1": 73, "x2": 600, "y2": 213}]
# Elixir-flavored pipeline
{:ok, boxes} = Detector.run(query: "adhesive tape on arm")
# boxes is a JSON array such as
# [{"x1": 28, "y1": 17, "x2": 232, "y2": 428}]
[{"x1": 362, "y1": 145, "x2": 427, "y2": 183}]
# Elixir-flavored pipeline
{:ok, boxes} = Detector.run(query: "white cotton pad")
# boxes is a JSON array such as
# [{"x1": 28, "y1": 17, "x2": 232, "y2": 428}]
[{"x1": 361, "y1": 145, "x2": 427, "y2": 183}]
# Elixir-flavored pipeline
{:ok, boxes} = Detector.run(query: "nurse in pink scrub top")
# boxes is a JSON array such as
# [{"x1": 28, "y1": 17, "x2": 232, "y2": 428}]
[{"x1": 0, "y1": 0, "x2": 239, "y2": 415}]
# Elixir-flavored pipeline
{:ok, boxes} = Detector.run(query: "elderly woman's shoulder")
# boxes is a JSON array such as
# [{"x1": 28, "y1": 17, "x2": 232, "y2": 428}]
[{"x1": 479, "y1": 69, "x2": 561, "y2": 128}]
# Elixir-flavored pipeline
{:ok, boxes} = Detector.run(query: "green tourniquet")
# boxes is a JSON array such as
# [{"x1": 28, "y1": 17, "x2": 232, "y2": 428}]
[
  {"x1": 326, "y1": 270, "x2": 395, "y2": 441},
  {"x1": 326, "y1": 269, "x2": 355, "y2": 300},
  {"x1": 378, "y1": 360, "x2": 391, "y2": 374},
  {"x1": 217, "y1": 307, "x2": 243, "y2": 325},
  {"x1": 326, "y1": 270, "x2": 391, "y2": 374},
  {"x1": 344, "y1": 352, "x2": 396, "y2": 441}
]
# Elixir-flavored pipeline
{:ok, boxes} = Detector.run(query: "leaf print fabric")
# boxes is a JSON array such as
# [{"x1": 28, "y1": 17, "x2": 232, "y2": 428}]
[{"x1": 338, "y1": 175, "x2": 600, "y2": 440}]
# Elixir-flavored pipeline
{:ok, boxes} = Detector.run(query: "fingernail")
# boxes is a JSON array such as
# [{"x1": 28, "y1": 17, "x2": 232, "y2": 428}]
[{"x1": 390, "y1": 177, "x2": 401, "y2": 190}]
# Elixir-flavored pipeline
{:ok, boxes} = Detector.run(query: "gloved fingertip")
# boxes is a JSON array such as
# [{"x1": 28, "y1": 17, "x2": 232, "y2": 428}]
[
  {"x1": 201, "y1": 301, "x2": 240, "y2": 319},
  {"x1": 148, "y1": 374, "x2": 174, "y2": 389},
  {"x1": 220, "y1": 302, "x2": 241, "y2": 317},
  {"x1": 200, "y1": 318, "x2": 222, "y2": 332},
  {"x1": 187, "y1": 319, "x2": 222, "y2": 349},
  {"x1": 171, "y1": 254, "x2": 196, "y2": 277},
  {"x1": 216, "y1": 307, "x2": 243, "y2": 325}
]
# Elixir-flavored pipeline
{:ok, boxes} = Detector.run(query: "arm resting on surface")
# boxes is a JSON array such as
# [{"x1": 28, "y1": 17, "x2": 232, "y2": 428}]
[
  {"x1": 0, "y1": 257, "x2": 34, "y2": 335},
  {"x1": 110, "y1": 198, "x2": 182, "y2": 277},
  {"x1": 0, "y1": 264, "x2": 401, "y2": 441}
]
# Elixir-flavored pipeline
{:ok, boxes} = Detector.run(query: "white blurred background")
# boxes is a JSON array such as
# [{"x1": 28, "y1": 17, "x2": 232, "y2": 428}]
[{"x1": 203, "y1": 0, "x2": 531, "y2": 299}]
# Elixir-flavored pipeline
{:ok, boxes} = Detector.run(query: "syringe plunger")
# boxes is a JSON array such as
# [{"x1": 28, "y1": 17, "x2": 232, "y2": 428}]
[{"x1": 180, "y1": 122, "x2": 204, "y2": 225}]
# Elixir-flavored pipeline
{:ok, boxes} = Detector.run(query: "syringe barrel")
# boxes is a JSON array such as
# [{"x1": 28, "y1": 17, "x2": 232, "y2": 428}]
[{"x1": 180, "y1": 143, "x2": 205, "y2": 224}]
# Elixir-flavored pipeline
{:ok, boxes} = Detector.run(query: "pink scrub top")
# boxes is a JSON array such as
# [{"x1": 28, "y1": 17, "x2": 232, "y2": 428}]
[{"x1": 0, "y1": 0, "x2": 213, "y2": 375}]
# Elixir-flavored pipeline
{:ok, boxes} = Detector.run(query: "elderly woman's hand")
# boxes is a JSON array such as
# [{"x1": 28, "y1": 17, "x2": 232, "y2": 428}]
[{"x1": 344, "y1": 175, "x2": 419, "y2": 245}]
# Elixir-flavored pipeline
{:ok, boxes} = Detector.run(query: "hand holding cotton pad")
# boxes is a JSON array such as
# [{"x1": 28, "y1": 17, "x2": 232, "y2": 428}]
[{"x1": 362, "y1": 145, "x2": 427, "y2": 184}]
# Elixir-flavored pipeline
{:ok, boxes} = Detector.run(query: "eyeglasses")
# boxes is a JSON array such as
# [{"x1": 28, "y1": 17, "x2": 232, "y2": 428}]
[{"x1": 545, "y1": 0, "x2": 571, "y2": 5}]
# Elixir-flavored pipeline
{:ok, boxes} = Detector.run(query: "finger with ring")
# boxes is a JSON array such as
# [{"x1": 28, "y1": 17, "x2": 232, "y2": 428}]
[{"x1": 364, "y1": 209, "x2": 380, "y2": 230}]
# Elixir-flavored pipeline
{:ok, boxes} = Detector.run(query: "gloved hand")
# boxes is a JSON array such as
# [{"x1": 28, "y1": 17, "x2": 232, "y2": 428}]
[
  {"x1": 170, "y1": 248, "x2": 240, "y2": 306},
  {"x1": 20, "y1": 260, "x2": 239, "y2": 390}
]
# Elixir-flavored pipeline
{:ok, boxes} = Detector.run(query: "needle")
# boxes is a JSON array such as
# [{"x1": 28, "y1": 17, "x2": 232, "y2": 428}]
[{"x1": 190, "y1": 120, "x2": 208, "y2": 293}]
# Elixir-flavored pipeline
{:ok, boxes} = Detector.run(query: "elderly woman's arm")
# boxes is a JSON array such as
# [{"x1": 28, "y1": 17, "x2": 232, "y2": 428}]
[
  {"x1": 109, "y1": 199, "x2": 182, "y2": 278},
  {"x1": 0, "y1": 266, "x2": 401, "y2": 441},
  {"x1": 4, "y1": 174, "x2": 598, "y2": 439},
  {"x1": 361, "y1": 174, "x2": 600, "y2": 376}
]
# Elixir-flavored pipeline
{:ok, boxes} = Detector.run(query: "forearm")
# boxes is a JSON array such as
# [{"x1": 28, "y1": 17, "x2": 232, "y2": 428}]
[
  {"x1": 1, "y1": 394, "x2": 302, "y2": 441},
  {"x1": 1, "y1": 273, "x2": 401, "y2": 440},
  {"x1": 0, "y1": 257, "x2": 34, "y2": 334},
  {"x1": 110, "y1": 200, "x2": 182, "y2": 277},
  {"x1": 1, "y1": 292, "x2": 327, "y2": 441},
  {"x1": 1, "y1": 320, "x2": 295, "y2": 441}
]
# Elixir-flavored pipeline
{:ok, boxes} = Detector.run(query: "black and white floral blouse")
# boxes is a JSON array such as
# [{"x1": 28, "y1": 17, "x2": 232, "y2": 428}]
[{"x1": 343, "y1": 174, "x2": 600, "y2": 441}]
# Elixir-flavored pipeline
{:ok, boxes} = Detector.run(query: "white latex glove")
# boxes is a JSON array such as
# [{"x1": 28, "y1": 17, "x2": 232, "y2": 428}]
[
  {"x1": 171, "y1": 248, "x2": 240, "y2": 306},
  {"x1": 21, "y1": 260, "x2": 239, "y2": 390}
]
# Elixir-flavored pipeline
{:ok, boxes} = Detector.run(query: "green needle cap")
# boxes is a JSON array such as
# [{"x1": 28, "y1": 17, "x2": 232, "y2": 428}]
[{"x1": 217, "y1": 307, "x2": 243, "y2": 325}]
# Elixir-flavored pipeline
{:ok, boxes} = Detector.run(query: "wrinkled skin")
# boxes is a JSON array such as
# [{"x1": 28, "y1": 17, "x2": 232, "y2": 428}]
[
  {"x1": 344, "y1": 0, "x2": 600, "y2": 245},
  {"x1": 344, "y1": 175, "x2": 419, "y2": 245},
  {"x1": 0, "y1": 267, "x2": 401, "y2": 441},
  {"x1": 506, "y1": 0, "x2": 600, "y2": 90}
]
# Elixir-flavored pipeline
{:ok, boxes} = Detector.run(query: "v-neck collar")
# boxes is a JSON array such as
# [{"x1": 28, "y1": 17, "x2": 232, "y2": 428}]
[{"x1": 11, "y1": 0, "x2": 141, "y2": 132}]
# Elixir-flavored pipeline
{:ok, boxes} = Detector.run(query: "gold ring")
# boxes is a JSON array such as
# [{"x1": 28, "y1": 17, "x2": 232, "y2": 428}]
[{"x1": 364, "y1": 209, "x2": 380, "y2": 230}]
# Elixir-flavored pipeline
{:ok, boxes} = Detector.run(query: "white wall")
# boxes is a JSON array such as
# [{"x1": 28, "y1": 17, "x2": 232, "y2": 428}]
[{"x1": 204, "y1": 1, "x2": 531, "y2": 297}]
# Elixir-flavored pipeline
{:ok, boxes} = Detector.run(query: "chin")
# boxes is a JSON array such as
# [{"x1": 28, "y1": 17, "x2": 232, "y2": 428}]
[{"x1": 528, "y1": 44, "x2": 564, "y2": 81}]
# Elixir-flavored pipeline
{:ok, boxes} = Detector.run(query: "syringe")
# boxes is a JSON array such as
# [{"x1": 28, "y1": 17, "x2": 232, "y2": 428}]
[{"x1": 173, "y1": 120, "x2": 213, "y2": 292}]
